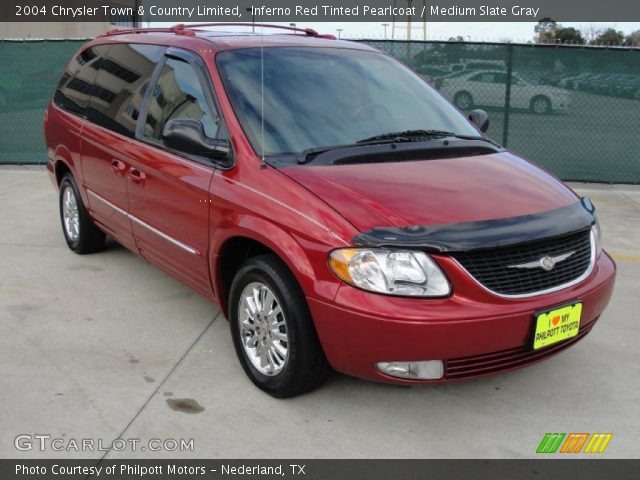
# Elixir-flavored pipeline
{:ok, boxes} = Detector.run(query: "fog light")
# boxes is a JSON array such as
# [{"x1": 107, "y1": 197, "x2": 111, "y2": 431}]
[{"x1": 376, "y1": 360, "x2": 444, "y2": 380}]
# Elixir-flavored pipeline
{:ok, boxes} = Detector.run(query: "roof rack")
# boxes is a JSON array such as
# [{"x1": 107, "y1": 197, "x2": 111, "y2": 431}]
[
  {"x1": 102, "y1": 23, "x2": 336, "y2": 39},
  {"x1": 102, "y1": 26, "x2": 195, "y2": 37}
]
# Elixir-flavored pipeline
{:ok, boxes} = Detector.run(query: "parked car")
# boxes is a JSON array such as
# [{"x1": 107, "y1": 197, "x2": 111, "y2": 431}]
[
  {"x1": 440, "y1": 70, "x2": 571, "y2": 113},
  {"x1": 444, "y1": 60, "x2": 507, "y2": 75},
  {"x1": 414, "y1": 65, "x2": 448, "y2": 86},
  {"x1": 539, "y1": 71, "x2": 564, "y2": 87},
  {"x1": 558, "y1": 73, "x2": 589, "y2": 90},
  {"x1": 433, "y1": 69, "x2": 476, "y2": 89},
  {"x1": 461, "y1": 59, "x2": 507, "y2": 71},
  {"x1": 44, "y1": 25, "x2": 615, "y2": 397}
]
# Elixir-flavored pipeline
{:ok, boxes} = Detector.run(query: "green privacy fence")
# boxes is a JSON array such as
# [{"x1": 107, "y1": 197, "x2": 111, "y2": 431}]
[
  {"x1": 0, "y1": 39, "x2": 88, "y2": 164},
  {"x1": 362, "y1": 40, "x2": 640, "y2": 183},
  {"x1": 1, "y1": 38, "x2": 639, "y2": 183}
]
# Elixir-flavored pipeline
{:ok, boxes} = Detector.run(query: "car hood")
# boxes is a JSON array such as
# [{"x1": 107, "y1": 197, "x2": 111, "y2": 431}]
[
  {"x1": 542, "y1": 85, "x2": 570, "y2": 96},
  {"x1": 280, "y1": 151, "x2": 579, "y2": 232}
]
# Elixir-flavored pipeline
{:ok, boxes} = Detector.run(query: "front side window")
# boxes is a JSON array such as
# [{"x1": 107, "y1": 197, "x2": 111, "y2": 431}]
[
  {"x1": 216, "y1": 47, "x2": 478, "y2": 157},
  {"x1": 143, "y1": 58, "x2": 219, "y2": 141}
]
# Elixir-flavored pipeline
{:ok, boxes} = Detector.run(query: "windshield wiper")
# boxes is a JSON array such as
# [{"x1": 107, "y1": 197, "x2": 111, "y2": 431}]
[
  {"x1": 357, "y1": 129, "x2": 489, "y2": 144},
  {"x1": 297, "y1": 137, "x2": 406, "y2": 164},
  {"x1": 297, "y1": 130, "x2": 500, "y2": 165}
]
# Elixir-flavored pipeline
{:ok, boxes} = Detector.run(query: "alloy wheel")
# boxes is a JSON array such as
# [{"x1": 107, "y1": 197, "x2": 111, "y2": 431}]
[
  {"x1": 62, "y1": 185, "x2": 80, "y2": 242},
  {"x1": 456, "y1": 92, "x2": 472, "y2": 110},
  {"x1": 533, "y1": 98, "x2": 550, "y2": 114},
  {"x1": 238, "y1": 282, "x2": 289, "y2": 376}
]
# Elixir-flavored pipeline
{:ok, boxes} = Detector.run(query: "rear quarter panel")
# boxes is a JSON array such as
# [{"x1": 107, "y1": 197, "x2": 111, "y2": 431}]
[{"x1": 44, "y1": 103, "x2": 85, "y2": 197}]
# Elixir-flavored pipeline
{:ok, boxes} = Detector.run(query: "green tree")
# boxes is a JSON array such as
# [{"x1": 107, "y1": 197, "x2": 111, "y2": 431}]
[
  {"x1": 534, "y1": 18, "x2": 556, "y2": 43},
  {"x1": 554, "y1": 27, "x2": 585, "y2": 44},
  {"x1": 624, "y1": 29, "x2": 640, "y2": 46},
  {"x1": 534, "y1": 22, "x2": 584, "y2": 44},
  {"x1": 593, "y1": 28, "x2": 625, "y2": 45}
]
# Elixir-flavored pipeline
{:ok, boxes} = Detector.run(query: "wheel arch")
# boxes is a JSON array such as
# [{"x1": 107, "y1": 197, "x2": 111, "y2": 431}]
[
  {"x1": 530, "y1": 94, "x2": 552, "y2": 112},
  {"x1": 453, "y1": 90, "x2": 474, "y2": 108},
  {"x1": 52, "y1": 145, "x2": 78, "y2": 186},
  {"x1": 211, "y1": 216, "x2": 327, "y2": 318},
  {"x1": 51, "y1": 145, "x2": 93, "y2": 209},
  {"x1": 54, "y1": 159, "x2": 72, "y2": 186}
]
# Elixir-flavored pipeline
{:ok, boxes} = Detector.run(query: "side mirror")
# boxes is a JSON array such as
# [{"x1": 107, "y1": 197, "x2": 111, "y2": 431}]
[
  {"x1": 162, "y1": 118, "x2": 230, "y2": 163},
  {"x1": 468, "y1": 109, "x2": 490, "y2": 133}
]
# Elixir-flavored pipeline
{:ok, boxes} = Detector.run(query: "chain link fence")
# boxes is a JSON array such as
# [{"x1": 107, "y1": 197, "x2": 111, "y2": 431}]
[
  {"x1": 1, "y1": 38, "x2": 639, "y2": 183},
  {"x1": 363, "y1": 40, "x2": 640, "y2": 183},
  {"x1": 0, "y1": 39, "x2": 88, "y2": 164}
]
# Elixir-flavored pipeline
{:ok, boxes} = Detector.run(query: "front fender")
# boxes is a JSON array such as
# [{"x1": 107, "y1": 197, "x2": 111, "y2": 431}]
[{"x1": 210, "y1": 213, "x2": 342, "y2": 314}]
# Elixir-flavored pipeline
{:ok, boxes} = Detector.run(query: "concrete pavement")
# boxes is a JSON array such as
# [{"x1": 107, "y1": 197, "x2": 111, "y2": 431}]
[{"x1": 1, "y1": 166, "x2": 639, "y2": 459}]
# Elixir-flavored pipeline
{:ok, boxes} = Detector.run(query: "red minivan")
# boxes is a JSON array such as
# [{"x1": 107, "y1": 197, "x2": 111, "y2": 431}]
[{"x1": 44, "y1": 25, "x2": 616, "y2": 397}]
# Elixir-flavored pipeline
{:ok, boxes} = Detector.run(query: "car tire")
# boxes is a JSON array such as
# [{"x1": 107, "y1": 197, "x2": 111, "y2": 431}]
[
  {"x1": 59, "y1": 173, "x2": 106, "y2": 254},
  {"x1": 229, "y1": 254, "x2": 330, "y2": 397},
  {"x1": 453, "y1": 91, "x2": 474, "y2": 111},
  {"x1": 530, "y1": 96, "x2": 551, "y2": 114}
]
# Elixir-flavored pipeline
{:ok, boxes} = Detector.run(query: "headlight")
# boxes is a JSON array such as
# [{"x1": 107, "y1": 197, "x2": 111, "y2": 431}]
[
  {"x1": 329, "y1": 248, "x2": 450, "y2": 297},
  {"x1": 592, "y1": 219, "x2": 602, "y2": 255}
]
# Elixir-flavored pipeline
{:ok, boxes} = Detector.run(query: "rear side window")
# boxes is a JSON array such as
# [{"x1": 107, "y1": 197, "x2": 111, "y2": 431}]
[
  {"x1": 492, "y1": 73, "x2": 508, "y2": 84},
  {"x1": 87, "y1": 44, "x2": 164, "y2": 137},
  {"x1": 143, "y1": 58, "x2": 221, "y2": 140},
  {"x1": 470, "y1": 73, "x2": 497, "y2": 83},
  {"x1": 54, "y1": 45, "x2": 110, "y2": 117}
]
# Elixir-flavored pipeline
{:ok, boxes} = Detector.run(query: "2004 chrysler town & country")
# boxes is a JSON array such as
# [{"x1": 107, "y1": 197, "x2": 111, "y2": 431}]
[{"x1": 44, "y1": 25, "x2": 616, "y2": 397}]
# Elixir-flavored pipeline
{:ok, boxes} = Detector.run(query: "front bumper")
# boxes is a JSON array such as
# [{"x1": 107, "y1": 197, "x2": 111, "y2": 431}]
[{"x1": 308, "y1": 251, "x2": 616, "y2": 384}]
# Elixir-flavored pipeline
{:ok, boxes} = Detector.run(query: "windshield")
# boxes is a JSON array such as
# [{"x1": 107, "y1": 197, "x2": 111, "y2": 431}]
[{"x1": 216, "y1": 47, "x2": 479, "y2": 157}]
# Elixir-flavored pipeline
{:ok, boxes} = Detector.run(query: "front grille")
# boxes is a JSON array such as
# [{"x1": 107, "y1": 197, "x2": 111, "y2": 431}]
[
  {"x1": 452, "y1": 229, "x2": 592, "y2": 296},
  {"x1": 445, "y1": 321, "x2": 594, "y2": 380}
]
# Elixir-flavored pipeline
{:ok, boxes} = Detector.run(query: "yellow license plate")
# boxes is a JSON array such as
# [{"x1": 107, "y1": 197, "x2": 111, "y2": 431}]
[{"x1": 533, "y1": 303, "x2": 582, "y2": 350}]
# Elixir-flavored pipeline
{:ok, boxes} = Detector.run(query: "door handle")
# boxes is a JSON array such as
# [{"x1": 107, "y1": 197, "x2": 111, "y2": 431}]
[
  {"x1": 128, "y1": 168, "x2": 146, "y2": 185},
  {"x1": 111, "y1": 159, "x2": 127, "y2": 176}
]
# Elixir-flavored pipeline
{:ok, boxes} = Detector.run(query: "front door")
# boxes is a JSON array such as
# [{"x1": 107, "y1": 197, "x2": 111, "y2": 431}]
[{"x1": 126, "y1": 49, "x2": 226, "y2": 299}]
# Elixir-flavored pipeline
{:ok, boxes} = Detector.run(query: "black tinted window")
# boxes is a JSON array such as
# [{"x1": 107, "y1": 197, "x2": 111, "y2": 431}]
[
  {"x1": 87, "y1": 44, "x2": 164, "y2": 137},
  {"x1": 493, "y1": 73, "x2": 508, "y2": 84},
  {"x1": 470, "y1": 73, "x2": 496, "y2": 83},
  {"x1": 54, "y1": 45, "x2": 110, "y2": 116},
  {"x1": 143, "y1": 58, "x2": 220, "y2": 140}
]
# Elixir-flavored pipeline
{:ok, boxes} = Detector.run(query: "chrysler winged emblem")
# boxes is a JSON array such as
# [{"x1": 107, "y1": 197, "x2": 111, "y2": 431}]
[{"x1": 508, "y1": 251, "x2": 575, "y2": 271}]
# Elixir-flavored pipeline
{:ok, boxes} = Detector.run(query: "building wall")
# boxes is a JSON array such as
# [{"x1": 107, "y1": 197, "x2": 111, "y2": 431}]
[
  {"x1": 0, "y1": 22, "x2": 116, "y2": 39},
  {"x1": 1, "y1": 0, "x2": 140, "y2": 39}
]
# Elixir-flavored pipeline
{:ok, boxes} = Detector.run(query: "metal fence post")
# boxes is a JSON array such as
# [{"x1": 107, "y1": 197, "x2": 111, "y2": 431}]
[{"x1": 502, "y1": 43, "x2": 514, "y2": 147}]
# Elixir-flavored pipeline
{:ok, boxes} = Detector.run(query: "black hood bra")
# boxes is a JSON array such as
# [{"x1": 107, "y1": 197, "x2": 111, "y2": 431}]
[{"x1": 353, "y1": 198, "x2": 596, "y2": 253}]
